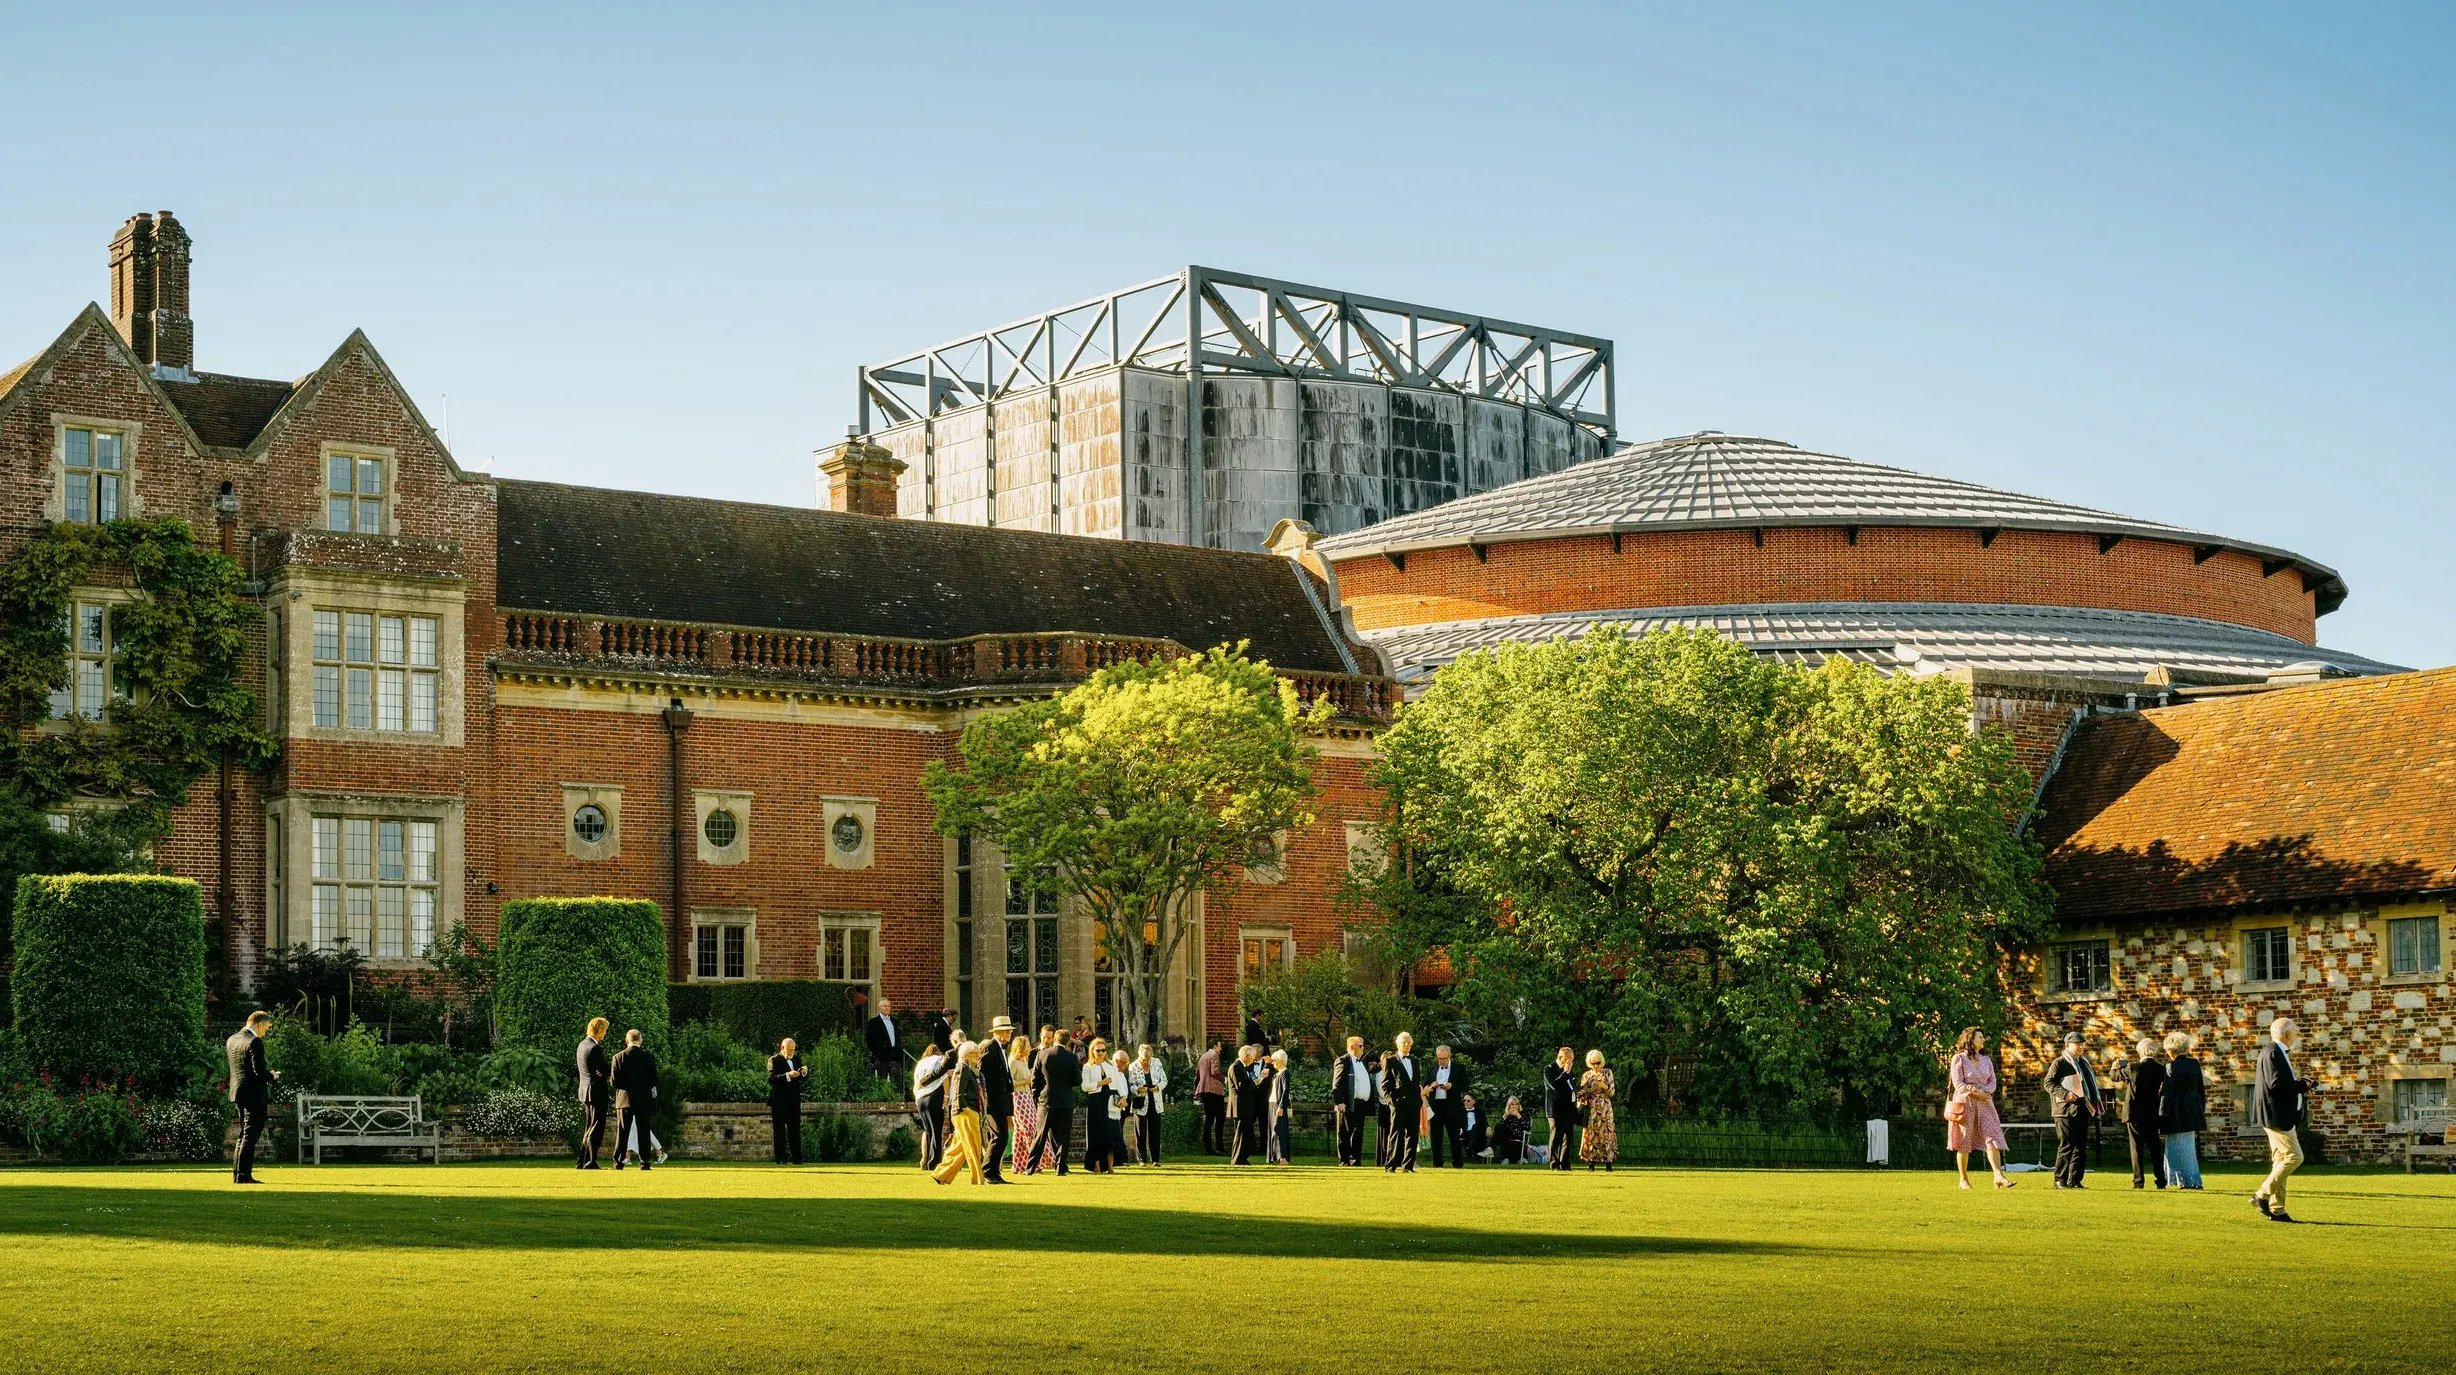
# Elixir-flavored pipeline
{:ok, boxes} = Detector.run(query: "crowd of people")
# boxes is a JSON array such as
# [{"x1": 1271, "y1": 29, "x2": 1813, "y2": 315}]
[{"x1": 1943, "y1": 1016, "x2": 2313, "y2": 1221}]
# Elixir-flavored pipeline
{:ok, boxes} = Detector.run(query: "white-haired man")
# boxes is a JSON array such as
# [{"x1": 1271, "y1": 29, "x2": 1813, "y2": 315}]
[{"x1": 2251, "y1": 1016, "x2": 2311, "y2": 1222}]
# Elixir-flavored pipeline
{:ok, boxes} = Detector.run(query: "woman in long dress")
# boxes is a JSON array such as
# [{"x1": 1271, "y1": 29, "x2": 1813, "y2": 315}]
[
  {"x1": 1079, "y1": 1038, "x2": 1123, "y2": 1173},
  {"x1": 1126, "y1": 1042, "x2": 1168, "y2": 1165},
  {"x1": 1577, "y1": 1050, "x2": 1617, "y2": 1171},
  {"x1": 1947, "y1": 1026, "x2": 2014, "y2": 1189},
  {"x1": 1007, "y1": 1037, "x2": 1042, "y2": 1176}
]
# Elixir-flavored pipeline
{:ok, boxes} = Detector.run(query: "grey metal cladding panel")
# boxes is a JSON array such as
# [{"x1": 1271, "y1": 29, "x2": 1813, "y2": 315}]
[{"x1": 1466, "y1": 399, "x2": 1528, "y2": 494}]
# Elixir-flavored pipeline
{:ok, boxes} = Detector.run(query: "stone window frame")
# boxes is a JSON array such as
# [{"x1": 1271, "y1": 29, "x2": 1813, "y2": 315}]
[
  {"x1": 820, "y1": 795, "x2": 877, "y2": 871},
  {"x1": 1343, "y1": 819, "x2": 1389, "y2": 880},
  {"x1": 266, "y1": 791, "x2": 464, "y2": 968},
  {"x1": 272, "y1": 566, "x2": 466, "y2": 748},
  {"x1": 40, "y1": 585, "x2": 138, "y2": 730},
  {"x1": 1239, "y1": 924, "x2": 1296, "y2": 983},
  {"x1": 2372, "y1": 902, "x2": 2448, "y2": 986},
  {"x1": 819, "y1": 911, "x2": 884, "y2": 998},
  {"x1": 561, "y1": 784, "x2": 622, "y2": 862},
  {"x1": 690, "y1": 908, "x2": 758, "y2": 983},
  {"x1": 1244, "y1": 828, "x2": 1290, "y2": 886},
  {"x1": 2230, "y1": 914, "x2": 2301, "y2": 994},
  {"x1": 320, "y1": 440, "x2": 397, "y2": 537},
  {"x1": 308, "y1": 606, "x2": 445, "y2": 736},
  {"x1": 47, "y1": 414, "x2": 143, "y2": 524},
  {"x1": 694, "y1": 789, "x2": 752, "y2": 866},
  {"x1": 2377, "y1": 1062, "x2": 2451, "y2": 1130},
  {"x1": 2037, "y1": 932, "x2": 2115, "y2": 1003},
  {"x1": 946, "y1": 832, "x2": 979, "y2": 1029}
]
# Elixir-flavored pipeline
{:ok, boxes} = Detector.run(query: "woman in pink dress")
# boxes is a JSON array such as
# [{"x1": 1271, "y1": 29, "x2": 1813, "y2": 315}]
[
  {"x1": 1947, "y1": 1026, "x2": 2013, "y2": 1189},
  {"x1": 1006, "y1": 1037, "x2": 1042, "y2": 1175}
]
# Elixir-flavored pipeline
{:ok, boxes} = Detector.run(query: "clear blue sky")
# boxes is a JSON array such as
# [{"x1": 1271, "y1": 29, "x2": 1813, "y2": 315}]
[{"x1": 4, "y1": 3, "x2": 2449, "y2": 666}]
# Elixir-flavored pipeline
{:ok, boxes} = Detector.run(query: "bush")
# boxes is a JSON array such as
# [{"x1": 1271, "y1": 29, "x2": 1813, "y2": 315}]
[
  {"x1": 138, "y1": 1097, "x2": 228, "y2": 1161},
  {"x1": 667, "y1": 980, "x2": 861, "y2": 1053},
  {"x1": 462, "y1": 1086, "x2": 578, "y2": 1140},
  {"x1": 476, "y1": 1043, "x2": 565, "y2": 1096},
  {"x1": 410, "y1": 1068, "x2": 488, "y2": 1108},
  {"x1": 880, "y1": 1124, "x2": 918, "y2": 1163},
  {"x1": 10, "y1": 874, "x2": 208, "y2": 1093},
  {"x1": 801, "y1": 1034, "x2": 899, "y2": 1103},
  {"x1": 496, "y1": 898, "x2": 667, "y2": 1064},
  {"x1": 802, "y1": 1112, "x2": 875, "y2": 1163}
]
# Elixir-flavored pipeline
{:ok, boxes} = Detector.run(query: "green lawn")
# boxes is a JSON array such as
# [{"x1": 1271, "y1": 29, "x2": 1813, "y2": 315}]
[{"x1": 0, "y1": 1158, "x2": 2447, "y2": 1373}]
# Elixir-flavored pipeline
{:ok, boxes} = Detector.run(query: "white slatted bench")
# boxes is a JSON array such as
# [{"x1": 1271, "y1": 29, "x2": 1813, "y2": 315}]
[
  {"x1": 297, "y1": 1095, "x2": 442, "y2": 1164},
  {"x1": 2405, "y1": 1105, "x2": 2456, "y2": 1173}
]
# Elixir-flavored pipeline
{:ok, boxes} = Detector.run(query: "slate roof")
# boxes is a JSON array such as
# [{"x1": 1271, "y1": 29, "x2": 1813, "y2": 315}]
[
  {"x1": 2037, "y1": 666, "x2": 2456, "y2": 922},
  {"x1": 1317, "y1": 432, "x2": 2347, "y2": 613},
  {"x1": 160, "y1": 371, "x2": 299, "y2": 449},
  {"x1": 495, "y1": 479, "x2": 1360, "y2": 675},
  {"x1": 1361, "y1": 601, "x2": 2404, "y2": 689}
]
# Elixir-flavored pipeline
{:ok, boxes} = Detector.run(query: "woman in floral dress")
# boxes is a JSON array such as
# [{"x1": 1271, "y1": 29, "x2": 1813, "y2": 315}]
[
  {"x1": 1006, "y1": 1036, "x2": 1042, "y2": 1175},
  {"x1": 1577, "y1": 1050, "x2": 1617, "y2": 1171},
  {"x1": 1946, "y1": 1026, "x2": 2013, "y2": 1189}
]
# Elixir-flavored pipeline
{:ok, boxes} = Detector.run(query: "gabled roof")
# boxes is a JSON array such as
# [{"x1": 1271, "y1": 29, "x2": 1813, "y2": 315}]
[
  {"x1": 1362, "y1": 601, "x2": 2404, "y2": 689},
  {"x1": 2037, "y1": 665, "x2": 2456, "y2": 922},
  {"x1": 1316, "y1": 432, "x2": 2347, "y2": 613},
  {"x1": 160, "y1": 371, "x2": 299, "y2": 449},
  {"x1": 495, "y1": 480, "x2": 1360, "y2": 675}
]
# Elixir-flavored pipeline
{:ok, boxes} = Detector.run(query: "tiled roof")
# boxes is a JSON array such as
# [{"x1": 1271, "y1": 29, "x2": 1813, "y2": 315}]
[
  {"x1": 160, "y1": 371, "x2": 298, "y2": 449},
  {"x1": 496, "y1": 479, "x2": 1359, "y2": 675},
  {"x1": 1316, "y1": 432, "x2": 2347, "y2": 613},
  {"x1": 1361, "y1": 601, "x2": 2404, "y2": 688},
  {"x1": 0, "y1": 352, "x2": 36, "y2": 401},
  {"x1": 2038, "y1": 666, "x2": 2456, "y2": 921}
]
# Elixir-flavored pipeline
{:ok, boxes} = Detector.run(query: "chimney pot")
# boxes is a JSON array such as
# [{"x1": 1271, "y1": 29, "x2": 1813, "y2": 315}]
[{"x1": 817, "y1": 436, "x2": 907, "y2": 519}]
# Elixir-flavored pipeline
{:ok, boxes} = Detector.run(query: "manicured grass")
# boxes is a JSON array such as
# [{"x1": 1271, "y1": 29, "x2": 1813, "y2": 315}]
[{"x1": 0, "y1": 1157, "x2": 2447, "y2": 1373}]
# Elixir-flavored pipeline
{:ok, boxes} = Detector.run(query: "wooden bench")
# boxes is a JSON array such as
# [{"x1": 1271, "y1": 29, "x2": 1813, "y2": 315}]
[
  {"x1": 297, "y1": 1095, "x2": 442, "y2": 1164},
  {"x1": 2404, "y1": 1105, "x2": 2455, "y2": 1173}
]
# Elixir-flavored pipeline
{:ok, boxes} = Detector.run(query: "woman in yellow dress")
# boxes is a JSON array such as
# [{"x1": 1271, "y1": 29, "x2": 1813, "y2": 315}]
[
  {"x1": 1577, "y1": 1049, "x2": 1617, "y2": 1171},
  {"x1": 931, "y1": 1042, "x2": 990, "y2": 1186}
]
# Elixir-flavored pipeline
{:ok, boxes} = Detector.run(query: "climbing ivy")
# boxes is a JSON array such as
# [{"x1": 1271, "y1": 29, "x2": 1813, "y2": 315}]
[{"x1": 0, "y1": 519, "x2": 278, "y2": 830}]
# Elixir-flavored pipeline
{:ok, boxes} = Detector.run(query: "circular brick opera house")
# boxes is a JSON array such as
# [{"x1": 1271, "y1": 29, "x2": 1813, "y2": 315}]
[{"x1": 1313, "y1": 432, "x2": 2399, "y2": 688}]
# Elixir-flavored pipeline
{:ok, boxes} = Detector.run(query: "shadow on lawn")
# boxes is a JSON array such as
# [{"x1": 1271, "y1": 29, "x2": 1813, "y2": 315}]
[{"x1": 0, "y1": 1185, "x2": 1798, "y2": 1262}]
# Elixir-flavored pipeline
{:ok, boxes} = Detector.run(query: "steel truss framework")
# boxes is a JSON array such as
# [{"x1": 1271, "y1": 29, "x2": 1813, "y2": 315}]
[{"x1": 856, "y1": 266, "x2": 1616, "y2": 442}]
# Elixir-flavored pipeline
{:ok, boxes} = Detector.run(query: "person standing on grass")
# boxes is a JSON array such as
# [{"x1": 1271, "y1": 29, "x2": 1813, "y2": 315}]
[
  {"x1": 226, "y1": 1009, "x2": 278, "y2": 1185},
  {"x1": 1577, "y1": 1050, "x2": 1617, "y2": 1172},
  {"x1": 1080, "y1": 1039, "x2": 1125, "y2": 1173},
  {"x1": 1008, "y1": 1033, "x2": 1043, "y2": 1177},
  {"x1": 2161, "y1": 1031, "x2": 2207, "y2": 1190},
  {"x1": 609, "y1": 1028, "x2": 659, "y2": 1171},
  {"x1": 1946, "y1": 1026, "x2": 2013, "y2": 1191},
  {"x1": 575, "y1": 1016, "x2": 611, "y2": 1170},
  {"x1": 1034, "y1": 1027, "x2": 1083, "y2": 1175},
  {"x1": 1128, "y1": 1042, "x2": 1168, "y2": 1165},
  {"x1": 2043, "y1": 1032, "x2": 2104, "y2": 1189},
  {"x1": 913, "y1": 1042, "x2": 951, "y2": 1172},
  {"x1": 1425, "y1": 1044, "x2": 1470, "y2": 1168},
  {"x1": 2252, "y1": 1016, "x2": 2312, "y2": 1223},
  {"x1": 1195, "y1": 1039, "x2": 1229, "y2": 1155},
  {"x1": 1380, "y1": 1034, "x2": 1422, "y2": 1173},
  {"x1": 1543, "y1": 1046, "x2": 1579, "y2": 1171},
  {"x1": 977, "y1": 1017, "x2": 1019, "y2": 1184},
  {"x1": 2125, "y1": 1036, "x2": 2168, "y2": 1190},
  {"x1": 1267, "y1": 1048, "x2": 1295, "y2": 1164},
  {"x1": 1230, "y1": 1044, "x2": 1272, "y2": 1165},
  {"x1": 932, "y1": 1042, "x2": 991, "y2": 1186},
  {"x1": 1330, "y1": 1035, "x2": 1377, "y2": 1166},
  {"x1": 767, "y1": 1037, "x2": 809, "y2": 1166}
]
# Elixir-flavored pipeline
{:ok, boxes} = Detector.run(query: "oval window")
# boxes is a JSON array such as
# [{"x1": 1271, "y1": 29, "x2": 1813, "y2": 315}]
[{"x1": 831, "y1": 813, "x2": 864, "y2": 855}]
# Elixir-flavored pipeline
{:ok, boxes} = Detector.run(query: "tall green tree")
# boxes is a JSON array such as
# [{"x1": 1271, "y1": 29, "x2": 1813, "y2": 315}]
[
  {"x1": 924, "y1": 644, "x2": 1327, "y2": 1048},
  {"x1": 1368, "y1": 627, "x2": 2049, "y2": 1122}
]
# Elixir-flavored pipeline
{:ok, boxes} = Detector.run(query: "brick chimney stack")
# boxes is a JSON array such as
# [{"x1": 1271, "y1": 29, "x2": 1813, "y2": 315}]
[
  {"x1": 817, "y1": 429, "x2": 907, "y2": 518},
  {"x1": 109, "y1": 210, "x2": 195, "y2": 376}
]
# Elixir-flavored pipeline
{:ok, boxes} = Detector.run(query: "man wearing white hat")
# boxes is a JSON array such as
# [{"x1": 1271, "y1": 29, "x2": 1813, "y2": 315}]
[{"x1": 979, "y1": 1015, "x2": 1020, "y2": 1183}]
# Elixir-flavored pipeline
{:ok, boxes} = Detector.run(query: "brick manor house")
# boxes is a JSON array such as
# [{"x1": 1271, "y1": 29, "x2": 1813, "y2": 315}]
[{"x1": 5, "y1": 213, "x2": 2446, "y2": 1158}]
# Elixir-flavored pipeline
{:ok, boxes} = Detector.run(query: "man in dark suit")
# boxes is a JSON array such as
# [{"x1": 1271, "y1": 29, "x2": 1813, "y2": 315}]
[
  {"x1": 927, "y1": 1007, "x2": 955, "y2": 1057},
  {"x1": 1425, "y1": 1044, "x2": 1471, "y2": 1168},
  {"x1": 864, "y1": 996, "x2": 904, "y2": 1084},
  {"x1": 1460, "y1": 1093, "x2": 1489, "y2": 1161},
  {"x1": 608, "y1": 1028, "x2": 659, "y2": 1170},
  {"x1": 1229, "y1": 1045, "x2": 1272, "y2": 1164},
  {"x1": 575, "y1": 1016, "x2": 611, "y2": 1169},
  {"x1": 2252, "y1": 1016, "x2": 2311, "y2": 1222},
  {"x1": 768, "y1": 1037, "x2": 809, "y2": 1164},
  {"x1": 978, "y1": 1017, "x2": 1019, "y2": 1183},
  {"x1": 225, "y1": 1009, "x2": 278, "y2": 1184},
  {"x1": 1543, "y1": 1046, "x2": 1579, "y2": 1171},
  {"x1": 1243, "y1": 1013, "x2": 1272, "y2": 1055},
  {"x1": 1329, "y1": 1035, "x2": 1377, "y2": 1166},
  {"x1": 2043, "y1": 1032, "x2": 2104, "y2": 1189},
  {"x1": 1380, "y1": 1033, "x2": 1422, "y2": 1173},
  {"x1": 1033, "y1": 1032, "x2": 1082, "y2": 1175},
  {"x1": 2124, "y1": 1036, "x2": 2167, "y2": 1190}
]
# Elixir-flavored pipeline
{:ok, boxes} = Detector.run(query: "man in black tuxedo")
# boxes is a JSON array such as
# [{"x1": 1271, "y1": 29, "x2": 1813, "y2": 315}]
[
  {"x1": 2251, "y1": 1016, "x2": 2311, "y2": 1222},
  {"x1": 1380, "y1": 1033, "x2": 1422, "y2": 1173},
  {"x1": 1243, "y1": 1013, "x2": 1273, "y2": 1055},
  {"x1": 1424, "y1": 1044, "x2": 1471, "y2": 1168},
  {"x1": 1033, "y1": 1032, "x2": 1082, "y2": 1175},
  {"x1": 927, "y1": 1008, "x2": 955, "y2": 1058},
  {"x1": 608, "y1": 1028, "x2": 659, "y2": 1171},
  {"x1": 1460, "y1": 1093, "x2": 1489, "y2": 1160},
  {"x1": 1329, "y1": 1035, "x2": 1377, "y2": 1166},
  {"x1": 768, "y1": 1037, "x2": 809, "y2": 1164},
  {"x1": 1542, "y1": 1046, "x2": 1579, "y2": 1171},
  {"x1": 575, "y1": 1016, "x2": 612, "y2": 1168},
  {"x1": 2043, "y1": 1032, "x2": 2104, "y2": 1189},
  {"x1": 225, "y1": 1009, "x2": 278, "y2": 1184},
  {"x1": 2124, "y1": 1036, "x2": 2167, "y2": 1190},
  {"x1": 978, "y1": 1017, "x2": 1019, "y2": 1182},
  {"x1": 864, "y1": 996, "x2": 904, "y2": 1084},
  {"x1": 1229, "y1": 1045, "x2": 1272, "y2": 1164}
]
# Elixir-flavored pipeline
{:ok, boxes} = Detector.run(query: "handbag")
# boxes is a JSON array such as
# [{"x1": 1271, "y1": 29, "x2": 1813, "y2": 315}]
[{"x1": 1944, "y1": 1095, "x2": 1969, "y2": 1127}]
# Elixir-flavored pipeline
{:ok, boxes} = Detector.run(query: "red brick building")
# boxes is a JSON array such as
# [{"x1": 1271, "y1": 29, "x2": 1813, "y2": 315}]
[{"x1": 1, "y1": 213, "x2": 1394, "y2": 1046}]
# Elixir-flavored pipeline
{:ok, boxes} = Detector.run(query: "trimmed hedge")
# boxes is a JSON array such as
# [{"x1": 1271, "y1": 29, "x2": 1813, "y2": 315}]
[
  {"x1": 496, "y1": 898, "x2": 668, "y2": 1060},
  {"x1": 11, "y1": 874, "x2": 207, "y2": 1091},
  {"x1": 667, "y1": 979, "x2": 863, "y2": 1054}
]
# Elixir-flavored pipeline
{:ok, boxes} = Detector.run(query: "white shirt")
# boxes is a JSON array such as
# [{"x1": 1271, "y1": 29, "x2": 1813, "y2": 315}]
[
  {"x1": 877, "y1": 1015, "x2": 898, "y2": 1047},
  {"x1": 913, "y1": 1053, "x2": 946, "y2": 1099},
  {"x1": 1349, "y1": 1057, "x2": 1373, "y2": 1099},
  {"x1": 1432, "y1": 1061, "x2": 1453, "y2": 1098}
]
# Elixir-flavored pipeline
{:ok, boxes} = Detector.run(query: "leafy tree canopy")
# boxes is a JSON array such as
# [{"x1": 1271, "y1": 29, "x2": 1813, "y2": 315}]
[{"x1": 1367, "y1": 627, "x2": 2050, "y2": 1123}]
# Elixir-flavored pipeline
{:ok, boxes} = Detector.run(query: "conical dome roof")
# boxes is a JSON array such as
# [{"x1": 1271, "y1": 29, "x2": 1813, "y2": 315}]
[{"x1": 1316, "y1": 433, "x2": 2345, "y2": 612}]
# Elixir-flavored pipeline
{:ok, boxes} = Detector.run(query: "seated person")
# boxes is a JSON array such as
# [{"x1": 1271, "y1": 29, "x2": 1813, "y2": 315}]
[{"x1": 1492, "y1": 1096, "x2": 1531, "y2": 1164}]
